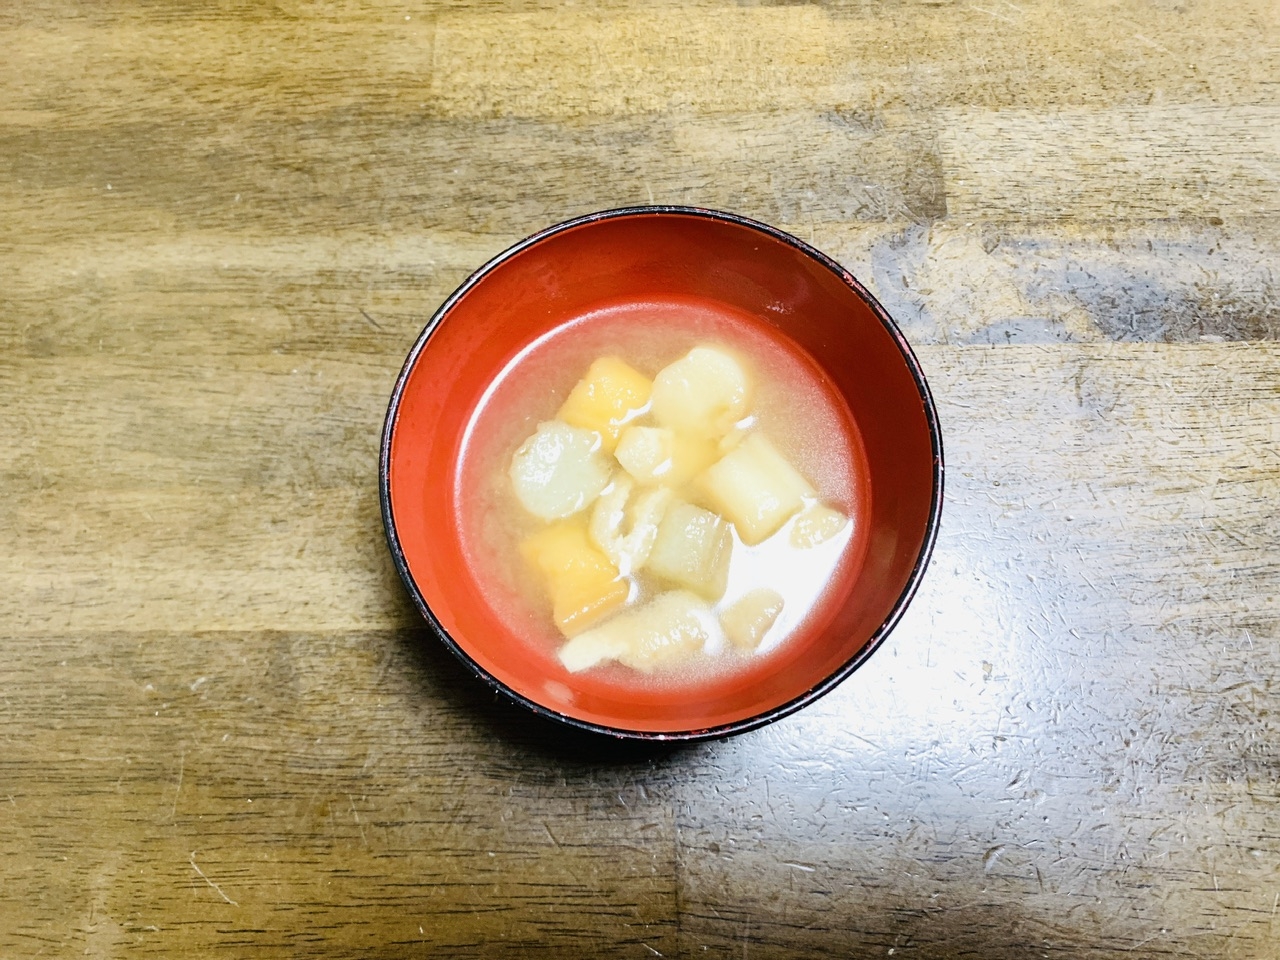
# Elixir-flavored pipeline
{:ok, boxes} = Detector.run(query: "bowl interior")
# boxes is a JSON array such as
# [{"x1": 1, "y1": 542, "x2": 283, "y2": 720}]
[{"x1": 384, "y1": 210, "x2": 940, "y2": 737}]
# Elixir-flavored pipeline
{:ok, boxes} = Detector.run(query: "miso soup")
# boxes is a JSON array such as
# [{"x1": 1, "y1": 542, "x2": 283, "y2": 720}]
[{"x1": 455, "y1": 297, "x2": 870, "y2": 685}]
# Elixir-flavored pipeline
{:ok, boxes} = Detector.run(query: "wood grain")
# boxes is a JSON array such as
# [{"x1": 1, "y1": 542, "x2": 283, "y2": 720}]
[
  {"x1": 941, "y1": 105, "x2": 1280, "y2": 221},
  {"x1": 1, "y1": 0, "x2": 1278, "y2": 956}
]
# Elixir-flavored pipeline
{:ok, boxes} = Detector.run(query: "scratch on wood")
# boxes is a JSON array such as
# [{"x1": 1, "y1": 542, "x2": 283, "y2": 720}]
[
  {"x1": 543, "y1": 822, "x2": 561, "y2": 848},
  {"x1": 349, "y1": 794, "x2": 368, "y2": 847},
  {"x1": 1131, "y1": 33, "x2": 1171, "y2": 55},
  {"x1": 170, "y1": 749, "x2": 184, "y2": 820},
  {"x1": 969, "y1": 4, "x2": 1017, "y2": 24},
  {"x1": 359, "y1": 307, "x2": 385, "y2": 331},
  {"x1": 189, "y1": 853, "x2": 238, "y2": 906}
]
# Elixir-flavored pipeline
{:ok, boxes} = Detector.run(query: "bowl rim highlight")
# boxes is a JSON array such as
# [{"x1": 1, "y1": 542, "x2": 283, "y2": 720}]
[{"x1": 379, "y1": 205, "x2": 944, "y2": 742}]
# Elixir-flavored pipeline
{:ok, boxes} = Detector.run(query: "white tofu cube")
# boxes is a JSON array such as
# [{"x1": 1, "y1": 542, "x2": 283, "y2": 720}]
[
  {"x1": 646, "y1": 499, "x2": 732, "y2": 600},
  {"x1": 697, "y1": 432, "x2": 814, "y2": 545},
  {"x1": 649, "y1": 346, "x2": 752, "y2": 439}
]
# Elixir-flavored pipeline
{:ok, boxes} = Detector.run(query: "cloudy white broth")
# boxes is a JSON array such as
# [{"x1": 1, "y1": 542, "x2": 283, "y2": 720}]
[{"x1": 454, "y1": 298, "x2": 870, "y2": 687}]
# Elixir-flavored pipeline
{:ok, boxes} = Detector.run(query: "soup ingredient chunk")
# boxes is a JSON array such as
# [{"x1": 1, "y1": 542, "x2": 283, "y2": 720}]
[
  {"x1": 557, "y1": 356, "x2": 652, "y2": 452},
  {"x1": 509, "y1": 420, "x2": 612, "y2": 521},
  {"x1": 646, "y1": 499, "x2": 733, "y2": 601},
  {"x1": 697, "y1": 432, "x2": 814, "y2": 545},
  {"x1": 614, "y1": 426, "x2": 672, "y2": 484},
  {"x1": 588, "y1": 476, "x2": 672, "y2": 575},
  {"x1": 558, "y1": 590, "x2": 724, "y2": 673},
  {"x1": 650, "y1": 346, "x2": 751, "y2": 438},
  {"x1": 614, "y1": 425, "x2": 718, "y2": 488},
  {"x1": 790, "y1": 503, "x2": 849, "y2": 548},
  {"x1": 503, "y1": 339, "x2": 852, "y2": 676},
  {"x1": 520, "y1": 521, "x2": 629, "y2": 635},
  {"x1": 721, "y1": 588, "x2": 785, "y2": 652}
]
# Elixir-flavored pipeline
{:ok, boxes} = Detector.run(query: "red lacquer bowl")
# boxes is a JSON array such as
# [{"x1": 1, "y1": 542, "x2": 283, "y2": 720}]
[{"x1": 379, "y1": 207, "x2": 942, "y2": 741}]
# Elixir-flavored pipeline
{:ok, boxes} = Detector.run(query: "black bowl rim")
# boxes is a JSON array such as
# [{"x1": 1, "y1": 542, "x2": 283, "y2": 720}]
[{"x1": 379, "y1": 205, "x2": 944, "y2": 743}]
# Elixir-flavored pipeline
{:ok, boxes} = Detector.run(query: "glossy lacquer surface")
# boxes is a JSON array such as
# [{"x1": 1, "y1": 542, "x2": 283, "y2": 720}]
[{"x1": 2, "y1": 1, "x2": 1278, "y2": 957}]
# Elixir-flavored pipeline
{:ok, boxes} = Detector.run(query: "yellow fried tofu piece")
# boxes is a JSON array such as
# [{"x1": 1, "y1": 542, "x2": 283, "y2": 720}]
[
  {"x1": 520, "y1": 521, "x2": 630, "y2": 636},
  {"x1": 556, "y1": 357, "x2": 652, "y2": 452},
  {"x1": 697, "y1": 432, "x2": 815, "y2": 545}
]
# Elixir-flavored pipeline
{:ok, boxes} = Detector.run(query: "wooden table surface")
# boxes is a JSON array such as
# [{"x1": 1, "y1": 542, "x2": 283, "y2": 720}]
[{"x1": 3, "y1": 1, "x2": 1278, "y2": 957}]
